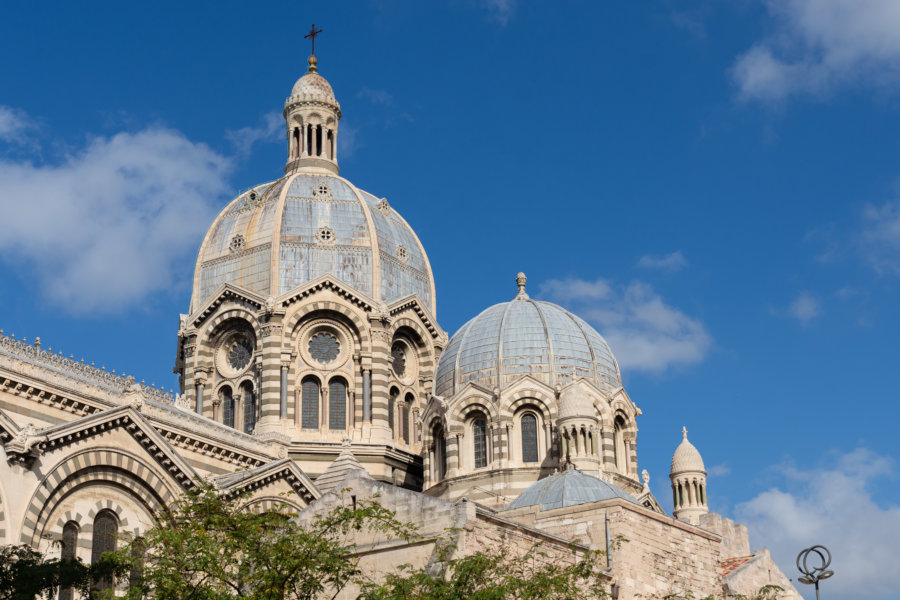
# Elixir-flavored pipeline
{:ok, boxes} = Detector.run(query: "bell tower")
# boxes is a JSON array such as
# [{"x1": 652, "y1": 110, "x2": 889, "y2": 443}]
[{"x1": 284, "y1": 26, "x2": 341, "y2": 175}]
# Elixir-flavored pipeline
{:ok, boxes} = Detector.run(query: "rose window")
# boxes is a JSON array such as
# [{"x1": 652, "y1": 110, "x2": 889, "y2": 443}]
[
  {"x1": 228, "y1": 338, "x2": 253, "y2": 371},
  {"x1": 309, "y1": 332, "x2": 340, "y2": 364}
]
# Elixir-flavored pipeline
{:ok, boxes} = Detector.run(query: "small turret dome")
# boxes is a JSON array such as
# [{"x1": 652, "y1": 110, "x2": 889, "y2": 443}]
[
  {"x1": 557, "y1": 386, "x2": 596, "y2": 421},
  {"x1": 506, "y1": 469, "x2": 639, "y2": 511},
  {"x1": 671, "y1": 427, "x2": 706, "y2": 474},
  {"x1": 290, "y1": 71, "x2": 336, "y2": 100},
  {"x1": 434, "y1": 273, "x2": 621, "y2": 398}
]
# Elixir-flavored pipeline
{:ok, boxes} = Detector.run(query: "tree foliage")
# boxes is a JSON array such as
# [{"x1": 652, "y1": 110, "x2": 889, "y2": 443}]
[
  {"x1": 108, "y1": 483, "x2": 415, "y2": 600},
  {"x1": 0, "y1": 544, "x2": 93, "y2": 600}
]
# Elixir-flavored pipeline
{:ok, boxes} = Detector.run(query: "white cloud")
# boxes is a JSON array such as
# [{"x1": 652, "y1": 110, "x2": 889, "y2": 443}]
[
  {"x1": 479, "y1": 0, "x2": 516, "y2": 25},
  {"x1": 736, "y1": 449, "x2": 900, "y2": 600},
  {"x1": 225, "y1": 112, "x2": 282, "y2": 156},
  {"x1": 538, "y1": 278, "x2": 712, "y2": 372},
  {"x1": 357, "y1": 87, "x2": 395, "y2": 107},
  {"x1": 637, "y1": 250, "x2": 688, "y2": 272},
  {"x1": 0, "y1": 125, "x2": 230, "y2": 313},
  {"x1": 788, "y1": 292, "x2": 822, "y2": 324},
  {"x1": 707, "y1": 464, "x2": 731, "y2": 477},
  {"x1": 0, "y1": 105, "x2": 38, "y2": 146},
  {"x1": 337, "y1": 122, "x2": 360, "y2": 159},
  {"x1": 732, "y1": 0, "x2": 900, "y2": 101},
  {"x1": 860, "y1": 201, "x2": 900, "y2": 273}
]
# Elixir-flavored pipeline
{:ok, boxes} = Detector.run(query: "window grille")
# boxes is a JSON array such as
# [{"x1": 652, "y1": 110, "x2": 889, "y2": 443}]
[
  {"x1": 473, "y1": 418, "x2": 487, "y2": 469},
  {"x1": 521, "y1": 413, "x2": 539, "y2": 463},
  {"x1": 329, "y1": 379, "x2": 347, "y2": 430},
  {"x1": 301, "y1": 377, "x2": 319, "y2": 429}
]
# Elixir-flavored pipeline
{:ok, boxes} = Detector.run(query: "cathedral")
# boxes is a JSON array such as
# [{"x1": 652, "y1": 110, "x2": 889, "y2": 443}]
[{"x1": 0, "y1": 51, "x2": 802, "y2": 599}]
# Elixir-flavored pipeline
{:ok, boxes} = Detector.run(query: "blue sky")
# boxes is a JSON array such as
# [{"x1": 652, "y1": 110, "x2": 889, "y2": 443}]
[{"x1": 1, "y1": 2, "x2": 898, "y2": 597}]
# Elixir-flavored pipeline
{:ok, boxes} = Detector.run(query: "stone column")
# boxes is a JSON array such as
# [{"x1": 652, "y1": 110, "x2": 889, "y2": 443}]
[
  {"x1": 368, "y1": 315, "x2": 393, "y2": 443},
  {"x1": 362, "y1": 369, "x2": 371, "y2": 422},
  {"x1": 194, "y1": 368, "x2": 209, "y2": 416},
  {"x1": 280, "y1": 364, "x2": 288, "y2": 419}
]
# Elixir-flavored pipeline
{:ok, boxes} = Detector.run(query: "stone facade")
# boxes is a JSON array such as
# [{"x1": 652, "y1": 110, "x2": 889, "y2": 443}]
[{"x1": 0, "y1": 53, "x2": 802, "y2": 600}]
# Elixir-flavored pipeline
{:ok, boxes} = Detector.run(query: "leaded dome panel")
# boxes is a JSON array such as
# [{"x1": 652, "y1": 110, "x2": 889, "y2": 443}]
[
  {"x1": 435, "y1": 296, "x2": 621, "y2": 398},
  {"x1": 191, "y1": 173, "x2": 436, "y2": 315}
]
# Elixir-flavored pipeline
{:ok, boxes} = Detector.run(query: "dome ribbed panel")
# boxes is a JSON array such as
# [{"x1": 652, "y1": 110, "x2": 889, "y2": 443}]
[
  {"x1": 507, "y1": 470, "x2": 639, "y2": 511},
  {"x1": 435, "y1": 319, "x2": 471, "y2": 397},
  {"x1": 671, "y1": 439, "x2": 705, "y2": 473},
  {"x1": 538, "y1": 302, "x2": 597, "y2": 387},
  {"x1": 359, "y1": 191, "x2": 432, "y2": 306},
  {"x1": 434, "y1": 298, "x2": 623, "y2": 398},
  {"x1": 191, "y1": 173, "x2": 436, "y2": 314},
  {"x1": 197, "y1": 182, "x2": 278, "y2": 301},
  {"x1": 500, "y1": 300, "x2": 550, "y2": 388},
  {"x1": 455, "y1": 303, "x2": 506, "y2": 392},
  {"x1": 568, "y1": 312, "x2": 621, "y2": 388},
  {"x1": 279, "y1": 175, "x2": 373, "y2": 296}
]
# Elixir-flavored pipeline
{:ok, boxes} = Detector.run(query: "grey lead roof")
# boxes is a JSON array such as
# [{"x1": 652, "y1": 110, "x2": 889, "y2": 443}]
[
  {"x1": 434, "y1": 295, "x2": 621, "y2": 398},
  {"x1": 506, "y1": 469, "x2": 640, "y2": 511}
]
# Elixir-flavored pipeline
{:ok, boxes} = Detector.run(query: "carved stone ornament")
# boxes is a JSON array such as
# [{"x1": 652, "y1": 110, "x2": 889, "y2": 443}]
[
  {"x1": 315, "y1": 226, "x2": 336, "y2": 244},
  {"x1": 376, "y1": 197, "x2": 390, "y2": 215},
  {"x1": 312, "y1": 181, "x2": 332, "y2": 200},
  {"x1": 261, "y1": 325, "x2": 282, "y2": 338}
]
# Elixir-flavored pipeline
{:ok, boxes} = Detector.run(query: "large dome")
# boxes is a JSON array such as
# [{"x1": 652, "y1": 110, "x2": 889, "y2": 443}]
[
  {"x1": 190, "y1": 173, "x2": 435, "y2": 314},
  {"x1": 434, "y1": 274, "x2": 620, "y2": 397}
]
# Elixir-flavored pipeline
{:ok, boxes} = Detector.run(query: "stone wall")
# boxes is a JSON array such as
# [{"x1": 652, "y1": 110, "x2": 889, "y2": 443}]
[
  {"x1": 699, "y1": 511, "x2": 751, "y2": 560},
  {"x1": 503, "y1": 498, "x2": 722, "y2": 600}
]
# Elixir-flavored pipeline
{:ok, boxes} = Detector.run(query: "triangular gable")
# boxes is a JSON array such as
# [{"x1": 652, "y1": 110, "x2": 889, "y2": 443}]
[
  {"x1": 387, "y1": 294, "x2": 445, "y2": 340},
  {"x1": 503, "y1": 374, "x2": 557, "y2": 400},
  {"x1": 212, "y1": 457, "x2": 318, "y2": 505},
  {"x1": 279, "y1": 274, "x2": 377, "y2": 313},
  {"x1": 314, "y1": 446, "x2": 366, "y2": 494},
  {"x1": 190, "y1": 283, "x2": 267, "y2": 328},
  {"x1": 0, "y1": 406, "x2": 19, "y2": 442},
  {"x1": 24, "y1": 405, "x2": 199, "y2": 489}
]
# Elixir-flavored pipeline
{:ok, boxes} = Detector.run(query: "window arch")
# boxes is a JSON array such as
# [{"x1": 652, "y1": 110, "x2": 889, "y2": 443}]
[
  {"x1": 520, "y1": 413, "x2": 539, "y2": 463},
  {"x1": 329, "y1": 378, "x2": 347, "y2": 430},
  {"x1": 58, "y1": 521, "x2": 79, "y2": 600},
  {"x1": 292, "y1": 126, "x2": 301, "y2": 158},
  {"x1": 301, "y1": 376, "x2": 320, "y2": 429},
  {"x1": 242, "y1": 382, "x2": 256, "y2": 434},
  {"x1": 388, "y1": 387, "x2": 399, "y2": 434},
  {"x1": 91, "y1": 510, "x2": 118, "y2": 593},
  {"x1": 220, "y1": 385, "x2": 235, "y2": 428},
  {"x1": 614, "y1": 415, "x2": 628, "y2": 474},
  {"x1": 432, "y1": 423, "x2": 447, "y2": 481},
  {"x1": 472, "y1": 415, "x2": 488, "y2": 469},
  {"x1": 402, "y1": 393, "x2": 414, "y2": 444}
]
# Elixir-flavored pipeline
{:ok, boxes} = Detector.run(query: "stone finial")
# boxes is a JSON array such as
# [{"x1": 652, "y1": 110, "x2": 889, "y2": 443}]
[
  {"x1": 642, "y1": 469, "x2": 650, "y2": 486},
  {"x1": 341, "y1": 435, "x2": 352, "y2": 448},
  {"x1": 308, "y1": 54, "x2": 318, "y2": 73},
  {"x1": 515, "y1": 272, "x2": 529, "y2": 299},
  {"x1": 682, "y1": 426, "x2": 688, "y2": 440}
]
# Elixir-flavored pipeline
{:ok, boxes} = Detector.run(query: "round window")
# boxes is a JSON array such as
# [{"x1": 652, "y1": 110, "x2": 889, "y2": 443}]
[
  {"x1": 309, "y1": 332, "x2": 340, "y2": 364},
  {"x1": 215, "y1": 331, "x2": 255, "y2": 378}
]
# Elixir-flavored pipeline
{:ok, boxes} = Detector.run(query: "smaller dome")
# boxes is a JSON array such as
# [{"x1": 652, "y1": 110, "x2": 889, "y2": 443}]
[
  {"x1": 506, "y1": 470, "x2": 639, "y2": 511},
  {"x1": 290, "y1": 72, "x2": 335, "y2": 100},
  {"x1": 557, "y1": 387, "x2": 596, "y2": 421},
  {"x1": 671, "y1": 427, "x2": 705, "y2": 474}
]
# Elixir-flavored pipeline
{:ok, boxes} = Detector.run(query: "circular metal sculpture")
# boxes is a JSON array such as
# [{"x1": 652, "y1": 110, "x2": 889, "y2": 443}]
[{"x1": 796, "y1": 545, "x2": 833, "y2": 600}]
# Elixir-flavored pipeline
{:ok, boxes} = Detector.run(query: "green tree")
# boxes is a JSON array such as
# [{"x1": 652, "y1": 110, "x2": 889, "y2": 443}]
[
  {"x1": 0, "y1": 544, "x2": 93, "y2": 600},
  {"x1": 109, "y1": 483, "x2": 415, "y2": 600}
]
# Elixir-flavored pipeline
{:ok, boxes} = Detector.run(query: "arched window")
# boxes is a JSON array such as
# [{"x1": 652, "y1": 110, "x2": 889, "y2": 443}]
[
  {"x1": 58, "y1": 521, "x2": 79, "y2": 600},
  {"x1": 388, "y1": 387, "x2": 398, "y2": 434},
  {"x1": 432, "y1": 424, "x2": 446, "y2": 481},
  {"x1": 242, "y1": 382, "x2": 256, "y2": 434},
  {"x1": 520, "y1": 413, "x2": 539, "y2": 463},
  {"x1": 91, "y1": 510, "x2": 118, "y2": 593},
  {"x1": 402, "y1": 393, "x2": 413, "y2": 444},
  {"x1": 614, "y1": 415, "x2": 628, "y2": 474},
  {"x1": 301, "y1": 376, "x2": 319, "y2": 429},
  {"x1": 221, "y1": 386, "x2": 235, "y2": 428},
  {"x1": 329, "y1": 378, "x2": 347, "y2": 430},
  {"x1": 472, "y1": 416, "x2": 487, "y2": 469}
]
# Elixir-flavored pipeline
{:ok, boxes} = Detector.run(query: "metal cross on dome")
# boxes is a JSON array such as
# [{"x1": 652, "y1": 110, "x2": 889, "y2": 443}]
[{"x1": 305, "y1": 24, "x2": 323, "y2": 56}]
